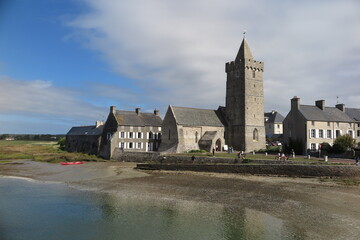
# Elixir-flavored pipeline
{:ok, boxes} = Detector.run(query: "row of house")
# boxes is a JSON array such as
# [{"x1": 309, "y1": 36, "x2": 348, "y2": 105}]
[
  {"x1": 66, "y1": 98, "x2": 360, "y2": 158},
  {"x1": 283, "y1": 97, "x2": 360, "y2": 154},
  {"x1": 66, "y1": 107, "x2": 163, "y2": 159},
  {"x1": 66, "y1": 38, "x2": 360, "y2": 158}
]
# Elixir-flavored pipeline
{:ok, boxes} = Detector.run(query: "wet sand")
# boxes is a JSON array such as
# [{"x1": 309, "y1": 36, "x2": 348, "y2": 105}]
[{"x1": 1, "y1": 159, "x2": 360, "y2": 239}]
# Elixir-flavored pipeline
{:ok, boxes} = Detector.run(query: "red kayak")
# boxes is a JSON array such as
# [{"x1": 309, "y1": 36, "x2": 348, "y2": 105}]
[{"x1": 60, "y1": 161, "x2": 84, "y2": 165}]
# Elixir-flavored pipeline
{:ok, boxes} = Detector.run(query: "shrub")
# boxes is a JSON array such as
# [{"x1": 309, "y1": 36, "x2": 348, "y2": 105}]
[
  {"x1": 320, "y1": 142, "x2": 332, "y2": 153},
  {"x1": 57, "y1": 137, "x2": 66, "y2": 150},
  {"x1": 332, "y1": 135, "x2": 355, "y2": 153}
]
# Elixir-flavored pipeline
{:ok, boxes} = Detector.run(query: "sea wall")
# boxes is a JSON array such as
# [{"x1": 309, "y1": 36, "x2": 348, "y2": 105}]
[
  {"x1": 136, "y1": 164, "x2": 360, "y2": 177},
  {"x1": 112, "y1": 149, "x2": 303, "y2": 164},
  {"x1": 112, "y1": 149, "x2": 160, "y2": 162}
]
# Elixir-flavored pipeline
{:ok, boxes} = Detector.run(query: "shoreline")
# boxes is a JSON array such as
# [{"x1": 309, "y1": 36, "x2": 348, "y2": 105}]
[{"x1": 1, "y1": 159, "x2": 360, "y2": 239}]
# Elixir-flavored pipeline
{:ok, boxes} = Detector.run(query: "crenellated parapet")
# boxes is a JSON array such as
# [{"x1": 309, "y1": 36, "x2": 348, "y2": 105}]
[{"x1": 225, "y1": 59, "x2": 264, "y2": 73}]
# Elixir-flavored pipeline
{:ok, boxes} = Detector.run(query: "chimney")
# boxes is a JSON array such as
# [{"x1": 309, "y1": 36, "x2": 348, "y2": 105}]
[
  {"x1": 95, "y1": 121, "x2": 104, "y2": 128},
  {"x1": 336, "y1": 103, "x2": 345, "y2": 112},
  {"x1": 110, "y1": 106, "x2": 116, "y2": 114},
  {"x1": 154, "y1": 109, "x2": 159, "y2": 116},
  {"x1": 135, "y1": 108, "x2": 141, "y2": 115},
  {"x1": 315, "y1": 100, "x2": 325, "y2": 110},
  {"x1": 291, "y1": 96, "x2": 300, "y2": 111}
]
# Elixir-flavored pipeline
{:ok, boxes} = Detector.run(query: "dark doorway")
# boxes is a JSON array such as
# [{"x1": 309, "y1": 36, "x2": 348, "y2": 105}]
[{"x1": 215, "y1": 139, "x2": 221, "y2": 151}]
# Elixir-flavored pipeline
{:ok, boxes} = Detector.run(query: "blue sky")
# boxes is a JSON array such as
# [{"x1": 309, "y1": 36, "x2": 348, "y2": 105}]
[{"x1": 1, "y1": 0, "x2": 360, "y2": 134}]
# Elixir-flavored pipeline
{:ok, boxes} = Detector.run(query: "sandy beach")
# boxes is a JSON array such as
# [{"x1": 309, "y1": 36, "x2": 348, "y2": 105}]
[{"x1": 1, "y1": 159, "x2": 360, "y2": 239}]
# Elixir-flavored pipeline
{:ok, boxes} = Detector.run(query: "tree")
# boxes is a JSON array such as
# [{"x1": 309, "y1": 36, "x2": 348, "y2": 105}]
[
  {"x1": 320, "y1": 142, "x2": 331, "y2": 154},
  {"x1": 58, "y1": 137, "x2": 66, "y2": 150},
  {"x1": 332, "y1": 135, "x2": 355, "y2": 153}
]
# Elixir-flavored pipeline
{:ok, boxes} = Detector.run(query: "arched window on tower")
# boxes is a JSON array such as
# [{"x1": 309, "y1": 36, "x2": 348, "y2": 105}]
[
  {"x1": 252, "y1": 70, "x2": 256, "y2": 78},
  {"x1": 253, "y1": 128, "x2": 259, "y2": 142}
]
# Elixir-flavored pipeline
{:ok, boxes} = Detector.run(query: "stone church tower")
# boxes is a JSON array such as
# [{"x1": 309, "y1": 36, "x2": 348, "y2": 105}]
[{"x1": 224, "y1": 38, "x2": 266, "y2": 151}]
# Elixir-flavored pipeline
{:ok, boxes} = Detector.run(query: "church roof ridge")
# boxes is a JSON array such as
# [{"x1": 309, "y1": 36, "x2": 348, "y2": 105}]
[{"x1": 171, "y1": 105, "x2": 217, "y2": 111}]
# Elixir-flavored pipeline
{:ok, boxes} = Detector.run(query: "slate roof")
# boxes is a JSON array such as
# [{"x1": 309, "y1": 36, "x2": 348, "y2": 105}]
[
  {"x1": 199, "y1": 131, "x2": 218, "y2": 141},
  {"x1": 236, "y1": 38, "x2": 253, "y2": 61},
  {"x1": 345, "y1": 108, "x2": 360, "y2": 121},
  {"x1": 171, "y1": 106, "x2": 225, "y2": 127},
  {"x1": 264, "y1": 111, "x2": 284, "y2": 123},
  {"x1": 114, "y1": 110, "x2": 162, "y2": 126},
  {"x1": 67, "y1": 125, "x2": 104, "y2": 136},
  {"x1": 299, "y1": 105, "x2": 355, "y2": 122}
]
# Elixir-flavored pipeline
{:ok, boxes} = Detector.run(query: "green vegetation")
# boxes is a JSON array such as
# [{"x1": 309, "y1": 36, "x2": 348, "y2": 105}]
[
  {"x1": 57, "y1": 137, "x2": 66, "y2": 150},
  {"x1": 332, "y1": 135, "x2": 355, "y2": 153},
  {"x1": 188, "y1": 149, "x2": 207, "y2": 153},
  {"x1": 0, "y1": 134, "x2": 64, "y2": 141},
  {"x1": 0, "y1": 140, "x2": 103, "y2": 163}
]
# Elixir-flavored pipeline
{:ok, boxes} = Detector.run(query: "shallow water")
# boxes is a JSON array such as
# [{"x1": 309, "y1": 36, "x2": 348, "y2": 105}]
[{"x1": 0, "y1": 177, "x2": 305, "y2": 240}]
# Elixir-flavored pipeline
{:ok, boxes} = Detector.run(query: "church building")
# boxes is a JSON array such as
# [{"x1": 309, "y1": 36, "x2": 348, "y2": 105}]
[{"x1": 159, "y1": 38, "x2": 266, "y2": 153}]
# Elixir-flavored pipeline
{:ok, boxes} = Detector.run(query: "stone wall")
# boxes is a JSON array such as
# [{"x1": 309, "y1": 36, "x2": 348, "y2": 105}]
[
  {"x1": 136, "y1": 163, "x2": 360, "y2": 177},
  {"x1": 112, "y1": 148, "x2": 160, "y2": 162}
]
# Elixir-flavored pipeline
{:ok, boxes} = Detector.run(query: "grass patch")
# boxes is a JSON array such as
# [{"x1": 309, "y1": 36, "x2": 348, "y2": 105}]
[
  {"x1": 0, "y1": 140, "x2": 103, "y2": 163},
  {"x1": 0, "y1": 160, "x2": 12, "y2": 163}
]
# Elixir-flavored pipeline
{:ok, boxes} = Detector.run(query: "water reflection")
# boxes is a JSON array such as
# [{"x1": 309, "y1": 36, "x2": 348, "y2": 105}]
[{"x1": 0, "y1": 177, "x2": 306, "y2": 240}]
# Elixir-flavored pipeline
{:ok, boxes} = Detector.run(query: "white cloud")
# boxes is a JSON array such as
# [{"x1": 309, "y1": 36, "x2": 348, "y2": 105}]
[
  {"x1": 67, "y1": 0, "x2": 360, "y2": 116},
  {"x1": 0, "y1": 76, "x2": 106, "y2": 127}
]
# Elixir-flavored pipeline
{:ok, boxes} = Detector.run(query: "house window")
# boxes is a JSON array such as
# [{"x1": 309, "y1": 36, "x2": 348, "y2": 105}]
[
  {"x1": 195, "y1": 132, "x2": 198, "y2": 143},
  {"x1": 327, "y1": 122, "x2": 330, "y2": 126},
  {"x1": 327, "y1": 130, "x2": 332, "y2": 138},
  {"x1": 336, "y1": 122, "x2": 339, "y2": 127},
  {"x1": 311, "y1": 129, "x2": 316, "y2": 138},
  {"x1": 138, "y1": 132, "x2": 142, "y2": 139},
  {"x1": 311, "y1": 121, "x2": 315, "y2": 126},
  {"x1": 336, "y1": 130, "x2": 341, "y2": 138},
  {"x1": 129, "y1": 132, "x2": 133, "y2": 139},
  {"x1": 120, "y1": 132, "x2": 125, "y2": 138},
  {"x1": 348, "y1": 130, "x2": 353, "y2": 137},
  {"x1": 277, "y1": 124, "x2": 280, "y2": 128},
  {"x1": 137, "y1": 142, "x2": 142, "y2": 149},
  {"x1": 158, "y1": 133, "x2": 162, "y2": 140},
  {"x1": 149, "y1": 132, "x2": 153, "y2": 139},
  {"x1": 357, "y1": 130, "x2": 360, "y2": 137},
  {"x1": 253, "y1": 128, "x2": 259, "y2": 141},
  {"x1": 119, "y1": 142, "x2": 125, "y2": 149},
  {"x1": 319, "y1": 129, "x2": 323, "y2": 138},
  {"x1": 311, "y1": 143, "x2": 316, "y2": 151},
  {"x1": 128, "y1": 142, "x2": 133, "y2": 149}
]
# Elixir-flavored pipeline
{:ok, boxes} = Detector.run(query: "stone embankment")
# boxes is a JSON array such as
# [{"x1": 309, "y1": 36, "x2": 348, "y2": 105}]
[{"x1": 112, "y1": 150, "x2": 360, "y2": 177}]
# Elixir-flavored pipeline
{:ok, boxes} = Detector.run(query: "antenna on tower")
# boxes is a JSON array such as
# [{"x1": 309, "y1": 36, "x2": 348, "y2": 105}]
[{"x1": 243, "y1": 30, "x2": 247, "y2": 39}]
